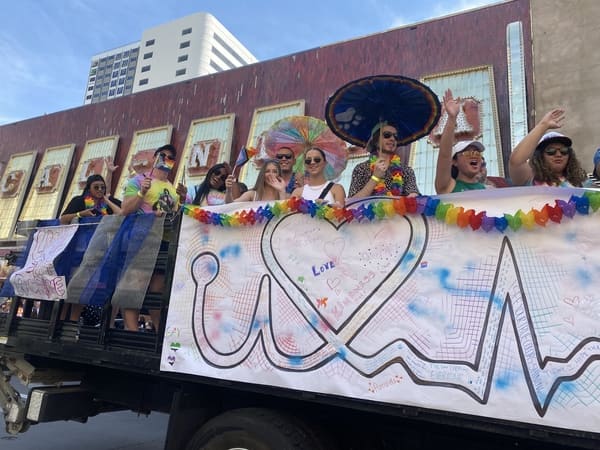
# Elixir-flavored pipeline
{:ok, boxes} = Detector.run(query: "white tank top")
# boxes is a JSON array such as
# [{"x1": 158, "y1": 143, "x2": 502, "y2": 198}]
[{"x1": 301, "y1": 182, "x2": 335, "y2": 203}]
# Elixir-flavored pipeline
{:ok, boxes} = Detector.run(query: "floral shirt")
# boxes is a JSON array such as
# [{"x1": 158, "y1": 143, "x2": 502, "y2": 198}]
[{"x1": 349, "y1": 160, "x2": 419, "y2": 197}]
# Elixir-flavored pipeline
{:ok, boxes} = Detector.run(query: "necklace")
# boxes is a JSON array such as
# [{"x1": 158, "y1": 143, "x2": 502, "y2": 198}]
[
  {"x1": 369, "y1": 154, "x2": 404, "y2": 196},
  {"x1": 84, "y1": 194, "x2": 109, "y2": 215}
]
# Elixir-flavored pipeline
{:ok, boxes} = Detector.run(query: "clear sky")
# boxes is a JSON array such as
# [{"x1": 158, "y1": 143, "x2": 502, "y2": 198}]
[{"x1": 0, "y1": 0, "x2": 496, "y2": 125}]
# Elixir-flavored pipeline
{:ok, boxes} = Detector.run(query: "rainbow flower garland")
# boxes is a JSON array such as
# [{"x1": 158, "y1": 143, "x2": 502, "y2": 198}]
[
  {"x1": 183, "y1": 191, "x2": 600, "y2": 233},
  {"x1": 369, "y1": 155, "x2": 404, "y2": 196},
  {"x1": 84, "y1": 194, "x2": 109, "y2": 215}
]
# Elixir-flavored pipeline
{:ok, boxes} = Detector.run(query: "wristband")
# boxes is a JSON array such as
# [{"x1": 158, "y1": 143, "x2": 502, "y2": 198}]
[
  {"x1": 371, "y1": 175, "x2": 382, "y2": 183},
  {"x1": 76, "y1": 212, "x2": 81, "y2": 218},
  {"x1": 137, "y1": 191, "x2": 145, "y2": 198}
]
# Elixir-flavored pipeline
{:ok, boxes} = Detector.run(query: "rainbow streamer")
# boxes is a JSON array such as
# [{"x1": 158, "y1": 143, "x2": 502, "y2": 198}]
[{"x1": 182, "y1": 191, "x2": 600, "y2": 233}]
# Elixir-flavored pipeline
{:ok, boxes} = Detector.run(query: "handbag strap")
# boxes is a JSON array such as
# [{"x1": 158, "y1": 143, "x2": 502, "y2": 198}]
[{"x1": 318, "y1": 182, "x2": 335, "y2": 200}]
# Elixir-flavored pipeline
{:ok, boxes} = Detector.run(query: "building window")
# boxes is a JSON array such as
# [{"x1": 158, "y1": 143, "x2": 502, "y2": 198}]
[
  {"x1": 123, "y1": 50, "x2": 130, "y2": 57},
  {"x1": 146, "y1": 39, "x2": 155, "y2": 46},
  {"x1": 143, "y1": 52, "x2": 153, "y2": 59},
  {"x1": 213, "y1": 33, "x2": 249, "y2": 65},
  {"x1": 139, "y1": 78, "x2": 149, "y2": 86},
  {"x1": 120, "y1": 69, "x2": 127, "y2": 76},
  {"x1": 141, "y1": 65, "x2": 151, "y2": 72},
  {"x1": 176, "y1": 68, "x2": 186, "y2": 76},
  {"x1": 87, "y1": 86, "x2": 93, "y2": 91},
  {"x1": 86, "y1": 95, "x2": 92, "y2": 100},
  {"x1": 114, "y1": 61, "x2": 121, "y2": 69},
  {"x1": 177, "y1": 54, "x2": 188, "y2": 63},
  {"x1": 179, "y1": 41, "x2": 190, "y2": 49},
  {"x1": 112, "y1": 70, "x2": 119, "y2": 77},
  {"x1": 117, "y1": 87, "x2": 124, "y2": 95},
  {"x1": 89, "y1": 77, "x2": 95, "y2": 82},
  {"x1": 110, "y1": 80, "x2": 117, "y2": 87},
  {"x1": 109, "y1": 89, "x2": 115, "y2": 96},
  {"x1": 118, "y1": 78, "x2": 125, "y2": 85},
  {"x1": 210, "y1": 60, "x2": 223, "y2": 72},
  {"x1": 211, "y1": 46, "x2": 235, "y2": 69},
  {"x1": 182, "y1": 27, "x2": 192, "y2": 35}
]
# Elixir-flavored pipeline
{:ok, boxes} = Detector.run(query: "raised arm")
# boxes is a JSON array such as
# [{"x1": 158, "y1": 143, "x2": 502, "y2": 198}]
[
  {"x1": 224, "y1": 175, "x2": 241, "y2": 204},
  {"x1": 435, "y1": 89, "x2": 459, "y2": 194},
  {"x1": 104, "y1": 157, "x2": 119, "y2": 195},
  {"x1": 509, "y1": 109, "x2": 565, "y2": 186}
]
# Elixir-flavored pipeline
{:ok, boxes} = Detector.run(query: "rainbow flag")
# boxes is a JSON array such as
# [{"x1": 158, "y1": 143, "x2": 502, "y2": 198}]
[{"x1": 234, "y1": 146, "x2": 258, "y2": 168}]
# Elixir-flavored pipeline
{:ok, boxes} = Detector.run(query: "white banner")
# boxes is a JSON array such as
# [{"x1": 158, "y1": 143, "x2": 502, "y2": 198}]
[
  {"x1": 162, "y1": 187, "x2": 600, "y2": 433},
  {"x1": 10, "y1": 225, "x2": 78, "y2": 300}
]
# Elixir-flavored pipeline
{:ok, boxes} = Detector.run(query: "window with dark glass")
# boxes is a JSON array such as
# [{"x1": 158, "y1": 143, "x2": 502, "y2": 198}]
[
  {"x1": 139, "y1": 78, "x2": 149, "y2": 86},
  {"x1": 182, "y1": 28, "x2": 192, "y2": 35},
  {"x1": 143, "y1": 52, "x2": 153, "y2": 59},
  {"x1": 177, "y1": 54, "x2": 188, "y2": 62},
  {"x1": 141, "y1": 65, "x2": 150, "y2": 72},
  {"x1": 179, "y1": 41, "x2": 190, "y2": 49},
  {"x1": 176, "y1": 68, "x2": 186, "y2": 76},
  {"x1": 146, "y1": 39, "x2": 155, "y2": 46}
]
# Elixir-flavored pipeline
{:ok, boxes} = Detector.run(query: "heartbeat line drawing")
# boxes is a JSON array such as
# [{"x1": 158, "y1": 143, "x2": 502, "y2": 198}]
[{"x1": 189, "y1": 211, "x2": 600, "y2": 417}]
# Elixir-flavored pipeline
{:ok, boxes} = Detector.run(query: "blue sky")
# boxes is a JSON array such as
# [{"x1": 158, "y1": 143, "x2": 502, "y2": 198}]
[{"x1": 0, "y1": 0, "x2": 495, "y2": 125}]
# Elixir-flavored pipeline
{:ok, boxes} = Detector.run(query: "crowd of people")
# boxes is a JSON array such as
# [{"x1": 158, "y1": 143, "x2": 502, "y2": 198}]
[{"x1": 56, "y1": 102, "x2": 597, "y2": 332}]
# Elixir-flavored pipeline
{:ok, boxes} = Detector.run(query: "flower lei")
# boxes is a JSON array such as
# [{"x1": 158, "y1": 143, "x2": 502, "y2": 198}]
[
  {"x1": 84, "y1": 194, "x2": 109, "y2": 215},
  {"x1": 183, "y1": 190, "x2": 600, "y2": 233},
  {"x1": 369, "y1": 154, "x2": 404, "y2": 196}
]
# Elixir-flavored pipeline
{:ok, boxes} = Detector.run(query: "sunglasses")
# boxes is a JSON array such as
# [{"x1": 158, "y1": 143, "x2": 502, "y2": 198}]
[
  {"x1": 305, "y1": 157, "x2": 322, "y2": 165},
  {"x1": 213, "y1": 171, "x2": 228, "y2": 180},
  {"x1": 91, "y1": 185, "x2": 106, "y2": 191},
  {"x1": 544, "y1": 147, "x2": 571, "y2": 156},
  {"x1": 458, "y1": 150, "x2": 482, "y2": 159},
  {"x1": 276, "y1": 153, "x2": 293, "y2": 160},
  {"x1": 159, "y1": 152, "x2": 175, "y2": 161},
  {"x1": 382, "y1": 131, "x2": 399, "y2": 140}
]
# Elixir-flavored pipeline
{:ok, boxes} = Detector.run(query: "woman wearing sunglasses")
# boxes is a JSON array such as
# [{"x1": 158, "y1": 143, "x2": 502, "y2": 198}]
[
  {"x1": 60, "y1": 174, "x2": 121, "y2": 224},
  {"x1": 348, "y1": 123, "x2": 420, "y2": 198},
  {"x1": 291, "y1": 147, "x2": 346, "y2": 207},
  {"x1": 226, "y1": 159, "x2": 288, "y2": 202},
  {"x1": 59, "y1": 173, "x2": 121, "y2": 325},
  {"x1": 509, "y1": 109, "x2": 588, "y2": 187},
  {"x1": 192, "y1": 162, "x2": 230, "y2": 206}
]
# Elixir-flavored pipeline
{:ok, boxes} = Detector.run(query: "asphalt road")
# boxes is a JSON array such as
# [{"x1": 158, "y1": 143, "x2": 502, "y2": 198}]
[{"x1": 0, "y1": 410, "x2": 169, "y2": 450}]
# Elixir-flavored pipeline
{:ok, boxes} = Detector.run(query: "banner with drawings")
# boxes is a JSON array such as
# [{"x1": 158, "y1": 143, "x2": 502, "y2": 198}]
[
  {"x1": 161, "y1": 187, "x2": 600, "y2": 433},
  {"x1": 9, "y1": 225, "x2": 78, "y2": 300}
]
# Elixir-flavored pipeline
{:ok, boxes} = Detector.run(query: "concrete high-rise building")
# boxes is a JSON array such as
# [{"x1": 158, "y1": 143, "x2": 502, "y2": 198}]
[
  {"x1": 84, "y1": 43, "x2": 139, "y2": 104},
  {"x1": 83, "y1": 12, "x2": 257, "y2": 104}
]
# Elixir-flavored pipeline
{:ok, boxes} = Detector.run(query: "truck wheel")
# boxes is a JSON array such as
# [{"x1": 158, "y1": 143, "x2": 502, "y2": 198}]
[{"x1": 185, "y1": 407, "x2": 327, "y2": 450}]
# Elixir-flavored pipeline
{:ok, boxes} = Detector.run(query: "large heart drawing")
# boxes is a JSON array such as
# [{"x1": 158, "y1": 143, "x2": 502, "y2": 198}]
[{"x1": 265, "y1": 211, "x2": 427, "y2": 333}]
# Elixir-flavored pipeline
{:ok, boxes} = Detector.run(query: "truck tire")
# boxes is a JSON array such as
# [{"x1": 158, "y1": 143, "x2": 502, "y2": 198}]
[{"x1": 185, "y1": 407, "x2": 328, "y2": 450}]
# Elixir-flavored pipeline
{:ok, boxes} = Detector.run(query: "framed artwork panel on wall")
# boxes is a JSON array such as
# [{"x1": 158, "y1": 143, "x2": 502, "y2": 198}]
[
  {"x1": 174, "y1": 114, "x2": 235, "y2": 197},
  {"x1": 0, "y1": 151, "x2": 37, "y2": 240},
  {"x1": 115, "y1": 125, "x2": 173, "y2": 197},
  {"x1": 19, "y1": 144, "x2": 75, "y2": 222}
]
